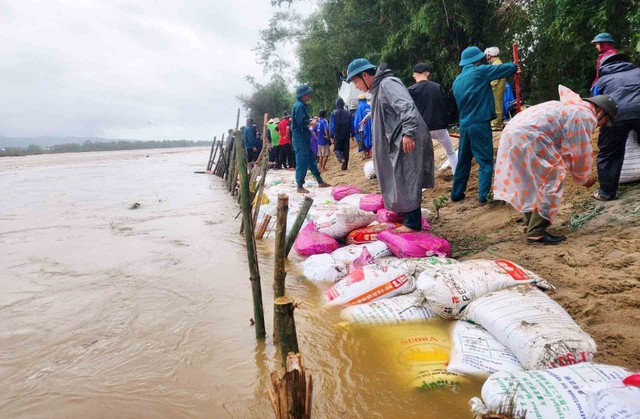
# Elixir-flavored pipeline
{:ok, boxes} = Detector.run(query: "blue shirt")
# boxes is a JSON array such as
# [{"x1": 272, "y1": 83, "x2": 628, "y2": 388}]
[
  {"x1": 453, "y1": 63, "x2": 517, "y2": 125},
  {"x1": 315, "y1": 118, "x2": 330, "y2": 145},
  {"x1": 243, "y1": 125, "x2": 258, "y2": 150}
]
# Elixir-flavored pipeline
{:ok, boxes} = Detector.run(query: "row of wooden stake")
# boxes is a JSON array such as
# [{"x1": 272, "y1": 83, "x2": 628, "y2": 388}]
[{"x1": 207, "y1": 110, "x2": 313, "y2": 418}]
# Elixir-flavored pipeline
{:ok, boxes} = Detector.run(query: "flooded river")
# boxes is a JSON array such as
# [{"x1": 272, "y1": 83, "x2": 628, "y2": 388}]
[{"x1": 0, "y1": 148, "x2": 480, "y2": 418}]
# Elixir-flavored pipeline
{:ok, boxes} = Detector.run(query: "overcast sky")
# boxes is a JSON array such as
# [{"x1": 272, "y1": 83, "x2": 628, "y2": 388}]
[{"x1": 0, "y1": 1, "x2": 308, "y2": 141}]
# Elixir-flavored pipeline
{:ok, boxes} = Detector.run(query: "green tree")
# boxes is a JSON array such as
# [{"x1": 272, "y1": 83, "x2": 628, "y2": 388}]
[{"x1": 238, "y1": 75, "x2": 294, "y2": 124}]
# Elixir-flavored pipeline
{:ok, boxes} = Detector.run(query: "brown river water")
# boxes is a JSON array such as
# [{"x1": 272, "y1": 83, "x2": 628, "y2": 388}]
[{"x1": 0, "y1": 148, "x2": 480, "y2": 418}]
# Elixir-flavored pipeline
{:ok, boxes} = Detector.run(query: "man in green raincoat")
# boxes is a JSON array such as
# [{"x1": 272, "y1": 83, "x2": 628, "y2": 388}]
[
  {"x1": 451, "y1": 46, "x2": 518, "y2": 205},
  {"x1": 346, "y1": 59, "x2": 434, "y2": 231}
]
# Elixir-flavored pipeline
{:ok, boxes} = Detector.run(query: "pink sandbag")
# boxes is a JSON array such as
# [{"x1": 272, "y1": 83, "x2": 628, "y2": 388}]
[
  {"x1": 359, "y1": 194, "x2": 385, "y2": 213},
  {"x1": 294, "y1": 221, "x2": 340, "y2": 256},
  {"x1": 332, "y1": 185, "x2": 363, "y2": 201},
  {"x1": 347, "y1": 247, "x2": 375, "y2": 274},
  {"x1": 377, "y1": 230, "x2": 451, "y2": 258},
  {"x1": 376, "y1": 209, "x2": 432, "y2": 231}
]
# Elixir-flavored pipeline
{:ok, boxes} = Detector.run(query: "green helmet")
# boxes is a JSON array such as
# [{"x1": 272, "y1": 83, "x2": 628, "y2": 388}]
[
  {"x1": 583, "y1": 95, "x2": 618, "y2": 121},
  {"x1": 346, "y1": 58, "x2": 377, "y2": 82}
]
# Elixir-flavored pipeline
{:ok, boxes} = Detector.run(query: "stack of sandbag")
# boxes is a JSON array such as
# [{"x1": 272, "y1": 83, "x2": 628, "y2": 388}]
[
  {"x1": 340, "y1": 292, "x2": 438, "y2": 324},
  {"x1": 345, "y1": 222, "x2": 399, "y2": 245},
  {"x1": 378, "y1": 230, "x2": 451, "y2": 258},
  {"x1": 447, "y1": 321, "x2": 523, "y2": 377},
  {"x1": 620, "y1": 130, "x2": 640, "y2": 183},
  {"x1": 415, "y1": 258, "x2": 551, "y2": 318},
  {"x1": 294, "y1": 221, "x2": 340, "y2": 256},
  {"x1": 300, "y1": 242, "x2": 392, "y2": 281},
  {"x1": 461, "y1": 284, "x2": 596, "y2": 371},
  {"x1": 469, "y1": 363, "x2": 639, "y2": 419},
  {"x1": 325, "y1": 263, "x2": 414, "y2": 306}
]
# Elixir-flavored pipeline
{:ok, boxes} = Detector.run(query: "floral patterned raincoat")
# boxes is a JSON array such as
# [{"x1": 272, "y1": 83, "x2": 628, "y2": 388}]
[{"x1": 493, "y1": 86, "x2": 596, "y2": 222}]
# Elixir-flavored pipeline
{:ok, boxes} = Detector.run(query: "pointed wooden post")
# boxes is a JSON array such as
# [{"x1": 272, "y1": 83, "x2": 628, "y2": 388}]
[
  {"x1": 206, "y1": 136, "x2": 217, "y2": 171},
  {"x1": 235, "y1": 129, "x2": 266, "y2": 339}
]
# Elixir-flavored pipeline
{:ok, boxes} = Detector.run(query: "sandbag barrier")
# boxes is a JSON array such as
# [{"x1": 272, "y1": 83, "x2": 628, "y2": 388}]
[{"x1": 254, "y1": 169, "x2": 638, "y2": 417}]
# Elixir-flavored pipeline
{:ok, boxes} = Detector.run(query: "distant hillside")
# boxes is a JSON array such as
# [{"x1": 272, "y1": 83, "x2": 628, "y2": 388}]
[{"x1": 0, "y1": 136, "x2": 146, "y2": 148}]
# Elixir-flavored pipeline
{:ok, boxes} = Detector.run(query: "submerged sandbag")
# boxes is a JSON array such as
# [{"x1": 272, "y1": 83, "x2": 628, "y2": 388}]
[
  {"x1": 340, "y1": 292, "x2": 438, "y2": 324},
  {"x1": 300, "y1": 253, "x2": 345, "y2": 282},
  {"x1": 294, "y1": 221, "x2": 340, "y2": 256},
  {"x1": 470, "y1": 363, "x2": 632, "y2": 419},
  {"x1": 416, "y1": 259, "x2": 550, "y2": 319},
  {"x1": 345, "y1": 222, "x2": 399, "y2": 245},
  {"x1": 359, "y1": 194, "x2": 385, "y2": 212},
  {"x1": 447, "y1": 321, "x2": 523, "y2": 377},
  {"x1": 316, "y1": 206, "x2": 375, "y2": 239},
  {"x1": 332, "y1": 185, "x2": 363, "y2": 201},
  {"x1": 462, "y1": 284, "x2": 596, "y2": 370},
  {"x1": 377, "y1": 230, "x2": 451, "y2": 258},
  {"x1": 325, "y1": 264, "x2": 414, "y2": 306}
]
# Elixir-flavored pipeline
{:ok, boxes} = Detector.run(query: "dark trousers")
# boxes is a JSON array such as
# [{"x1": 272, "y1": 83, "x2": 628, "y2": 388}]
[
  {"x1": 523, "y1": 210, "x2": 551, "y2": 237},
  {"x1": 451, "y1": 121, "x2": 494, "y2": 203},
  {"x1": 278, "y1": 143, "x2": 296, "y2": 169},
  {"x1": 597, "y1": 119, "x2": 640, "y2": 199},
  {"x1": 293, "y1": 139, "x2": 324, "y2": 188},
  {"x1": 403, "y1": 207, "x2": 422, "y2": 231},
  {"x1": 246, "y1": 147, "x2": 259, "y2": 163},
  {"x1": 334, "y1": 136, "x2": 350, "y2": 170}
]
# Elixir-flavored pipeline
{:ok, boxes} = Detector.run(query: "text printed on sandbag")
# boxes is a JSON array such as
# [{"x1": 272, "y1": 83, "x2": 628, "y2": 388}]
[{"x1": 346, "y1": 275, "x2": 410, "y2": 305}]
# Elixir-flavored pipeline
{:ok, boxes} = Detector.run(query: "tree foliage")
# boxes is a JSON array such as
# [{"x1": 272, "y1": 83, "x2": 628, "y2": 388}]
[
  {"x1": 237, "y1": 76, "x2": 295, "y2": 124},
  {"x1": 257, "y1": 0, "x2": 639, "y2": 117}
]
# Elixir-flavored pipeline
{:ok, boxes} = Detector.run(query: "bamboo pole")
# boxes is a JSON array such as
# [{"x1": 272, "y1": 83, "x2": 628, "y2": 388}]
[
  {"x1": 274, "y1": 296, "x2": 299, "y2": 365},
  {"x1": 206, "y1": 136, "x2": 217, "y2": 171},
  {"x1": 274, "y1": 194, "x2": 288, "y2": 299},
  {"x1": 215, "y1": 135, "x2": 227, "y2": 177},
  {"x1": 256, "y1": 214, "x2": 272, "y2": 240},
  {"x1": 284, "y1": 196, "x2": 313, "y2": 257},
  {"x1": 235, "y1": 129, "x2": 266, "y2": 339},
  {"x1": 213, "y1": 134, "x2": 225, "y2": 174},
  {"x1": 269, "y1": 353, "x2": 313, "y2": 419}
]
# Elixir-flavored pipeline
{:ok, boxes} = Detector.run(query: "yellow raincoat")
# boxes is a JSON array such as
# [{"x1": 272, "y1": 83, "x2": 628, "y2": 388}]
[{"x1": 493, "y1": 86, "x2": 596, "y2": 222}]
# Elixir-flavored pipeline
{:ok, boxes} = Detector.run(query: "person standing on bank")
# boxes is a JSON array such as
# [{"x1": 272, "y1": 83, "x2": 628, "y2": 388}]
[
  {"x1": 266, "y1": 117, "x2": 280, "y2": 169},
  {"x1": 291, "y1": 84, "x2": 330, "y2": 193},
  {"x1": 278, "y1": 112, "x2": 295, "y2": 170},
  {"x1": 408, "y1": 62, "x2": 458, "y2": 174},
  {"x1": 315, "y1": 109, "x2": 331, "y2": 171},
  {"x1": 451, "y1": 46, "x2": 518, "y2": 205},
  {"x1": 593, "y1": 53, "x2": 640, "y2": 201},
  {"x1": 243, "y1": 118, "x2": 259, "y2": 163},
  {"x1": 494, "y1": 86, "x2": 617, "y2": 245},
  {"x1": 346, "y1": 58, "x2": 434, "y2": 231},
  {"x1": 484, "y1": 47, "x2": 507, "y2": 131},
  {"x1": 354, "y1": 93, "x2": 372, "y2": 159},
  {"x1": 330, "y1": 97, "x2": 352, "y2": 170}
]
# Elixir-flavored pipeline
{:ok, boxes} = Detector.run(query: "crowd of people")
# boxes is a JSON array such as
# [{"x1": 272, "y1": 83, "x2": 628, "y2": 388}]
[{"x1": 241, "y1": 32, "x2": 638, "y2": 244}]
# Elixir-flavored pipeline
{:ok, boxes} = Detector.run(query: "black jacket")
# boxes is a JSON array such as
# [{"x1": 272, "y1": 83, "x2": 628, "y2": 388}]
[
  {"x1": 330, "y1": 98, "x2": 351, "y2": 140},
  {"x1": 598, "y1": 61, "x2": 640, "y2": 122},
  {"x1": 408, "y1": 80, "x2": 448, "y2": 130}
]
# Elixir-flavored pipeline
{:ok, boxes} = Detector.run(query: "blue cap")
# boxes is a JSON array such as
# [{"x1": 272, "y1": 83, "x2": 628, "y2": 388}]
[
  {"x1": 459, "y1": 46, "x2": 486, "y2": 66},
  {"x1": 295, "y1": 84, "x2": 313, "y2": 99},
  {"x1": 346, "y1": 58, "x2": 377, "y2": 82},
  {"x1": 591, "y1": 32, "x2": 615, "y2": 44}
]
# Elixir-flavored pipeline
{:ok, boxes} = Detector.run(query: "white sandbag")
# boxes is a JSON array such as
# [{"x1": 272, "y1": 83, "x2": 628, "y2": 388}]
[
  {"x1": 416, "y1": 259, "x2": 552, "y2": 319},
  {"x1": 316, "y1": 206, "x2": 376, "y2": 239},
  {"x1": 364, "y1": 160, "x2": 376, "y2": 179},
  {"x1": 300, "y1": 253, "x2": 346, "y2": 282},
  {"x1": 340, "y1": 292, "x2": 438, "y2": 324},
  {"x1": 447, "y1": 321, "x2": 523, "y2": 378},
  {"x1": 331, "y1": 242, "x2": 392, "y2": 266},
  {"x1": 376, "y1": 256, "x2": 457, "y2": 279},
  {"x1": 338, "y1": 193, "x2": 365, "y2": 207},
  {"x1": 325, "y1": 264, "x2": 414, "y2": 306},
  {"x1": 462, "y1": 284, "x2": 597, "y2": 370},
  {"x1": 620, "y1": 130, "x2": 640, "y2": 184},
  {"x1": 588, "y1": 378, "x2": 640, "y2": 419},
  {"x1": 470, "y1": 363, "x2": 631, "y2": 419}
]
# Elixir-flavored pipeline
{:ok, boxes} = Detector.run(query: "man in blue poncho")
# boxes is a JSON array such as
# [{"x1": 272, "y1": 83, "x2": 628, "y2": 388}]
[
  {"x1": 291, "y1": 84, "x2": 331, "y2": 193},
  {"x1": 451, "y1": 46, "x2": 518, "y2": 205},
  {"x1": 354, "y1": 93, "x2": 372, "y2": 159}
]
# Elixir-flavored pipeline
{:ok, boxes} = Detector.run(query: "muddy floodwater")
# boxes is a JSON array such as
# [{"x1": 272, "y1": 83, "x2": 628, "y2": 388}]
[{"x1": 0, "y1": 148, "x2": 480, "y2": 418}]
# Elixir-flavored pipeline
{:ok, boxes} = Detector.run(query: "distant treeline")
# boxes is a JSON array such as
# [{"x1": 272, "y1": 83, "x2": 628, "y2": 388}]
[{"x1": 0, "y1": 139, "x2": 211, "y2": 157}]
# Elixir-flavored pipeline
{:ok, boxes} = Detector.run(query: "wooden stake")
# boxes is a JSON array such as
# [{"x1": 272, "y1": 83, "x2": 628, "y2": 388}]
[
  {"x1": 274, "y1": 194, "x2": 288, "y2": 299},
  {"x1": 206, "y1": 136, "x2": 217, "y2": 171},
  {"x1": 269, "y1": 353, "x2": 313, "y2": 419},
  {"x1": 274, "y1": 296, "x2": 299, "y2": 365},
  {"x1": 235, "y1": 129, "x2": 266, "y2": 339},
  {"x1": 284, "y1": 196, "x2": 313, "y2": 257},
  {"x1": 256, "y1": 214, "x2": 272, "y2": 240}
]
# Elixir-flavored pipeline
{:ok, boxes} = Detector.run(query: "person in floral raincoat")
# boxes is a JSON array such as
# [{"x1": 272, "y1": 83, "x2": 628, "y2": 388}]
[{"x1": 493, "y1": 85, "x2": 617, "y2": 245}]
